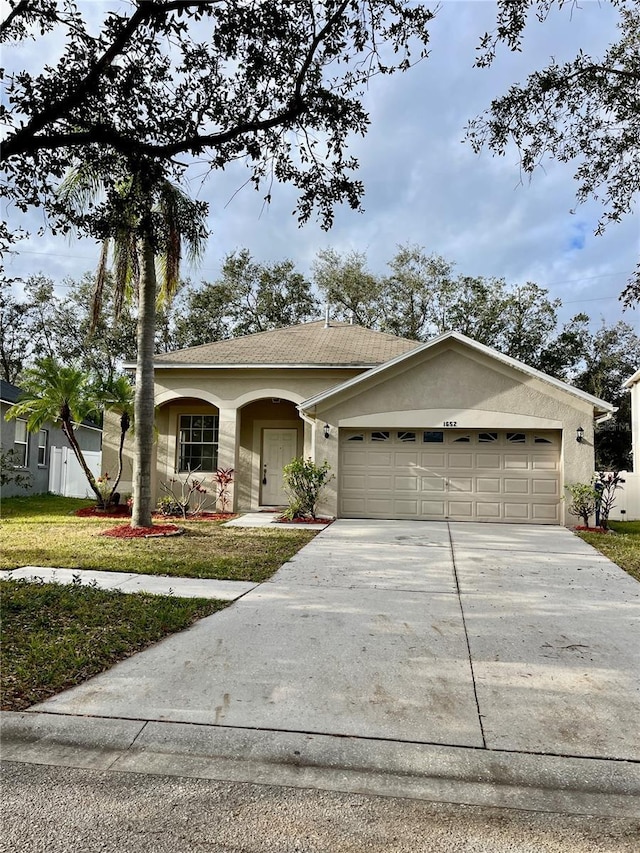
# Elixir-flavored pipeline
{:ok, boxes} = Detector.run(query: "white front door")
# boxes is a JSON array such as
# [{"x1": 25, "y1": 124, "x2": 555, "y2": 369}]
[{"x1": 261, "y1": 428, "x2": 299, "y2": 505}]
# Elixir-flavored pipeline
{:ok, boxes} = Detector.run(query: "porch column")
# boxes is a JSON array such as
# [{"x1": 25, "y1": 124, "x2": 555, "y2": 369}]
[{"x1": 217, "y1": 407, "x2": 239, "y2": 512}]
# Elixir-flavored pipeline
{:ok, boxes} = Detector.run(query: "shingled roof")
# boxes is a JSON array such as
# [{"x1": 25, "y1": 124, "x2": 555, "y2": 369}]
[{"x1": 152, "y1": 321, "x2": 420, "y2": 367}]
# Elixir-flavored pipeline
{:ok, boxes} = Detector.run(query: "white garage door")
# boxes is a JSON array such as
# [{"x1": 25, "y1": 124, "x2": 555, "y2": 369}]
[{"x1": 339, "y1": 429, "x2": 562, "y2": 524}]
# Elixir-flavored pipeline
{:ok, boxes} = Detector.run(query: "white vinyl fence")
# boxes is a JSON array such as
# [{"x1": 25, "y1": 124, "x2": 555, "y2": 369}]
[
  {"x1": 607, "y1": 471, "x2": 640, "y2": 521},
  {"x1": 49, "y1": 446, "x2": 102, "y2": 498}
]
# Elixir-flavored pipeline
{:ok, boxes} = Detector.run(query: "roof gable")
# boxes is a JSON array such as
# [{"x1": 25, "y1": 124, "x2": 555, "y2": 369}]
[
  {"x1": 300, "y1": 331, "x2": 615, "y2": 415},
  {"x1": 151, "y1": 320, "x2": 420, "y2": 368},
  {"x1": 623, "y1": 368, "x2": 640, "y2": 389}
]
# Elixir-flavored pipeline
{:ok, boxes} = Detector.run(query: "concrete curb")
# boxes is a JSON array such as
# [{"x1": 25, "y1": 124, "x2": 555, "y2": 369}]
[{"x1": 3, "y1": 711, "x2": 639, "y2": 819}]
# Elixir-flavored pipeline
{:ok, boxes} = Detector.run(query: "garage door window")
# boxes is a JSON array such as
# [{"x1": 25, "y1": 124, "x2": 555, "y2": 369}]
[
  {"x1": 507, "y1": 432, "x2": 526, "y2": 443},
  {"x1": 423, "y1": 431, "x2": 444, "y2": 443},
  {"x1": 398, "y1": 431, "x2": 416, "y2": 442},
  {"x1": 478, "y1": 432, "x2": 498, "y2": 443},
  {"x1": 371, "y1": 431, "x2": 390, "y2": 442}
]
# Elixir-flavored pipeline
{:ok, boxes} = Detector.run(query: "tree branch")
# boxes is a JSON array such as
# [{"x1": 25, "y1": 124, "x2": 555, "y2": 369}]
[{"x1": 2, "y1": 1, "x2": 226, "y2": 160}]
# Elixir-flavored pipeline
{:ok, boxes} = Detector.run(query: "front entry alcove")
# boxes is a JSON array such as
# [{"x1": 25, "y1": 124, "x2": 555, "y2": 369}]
[{"x1": 237, "y1": 397, "x2": 305, "y2": 509}]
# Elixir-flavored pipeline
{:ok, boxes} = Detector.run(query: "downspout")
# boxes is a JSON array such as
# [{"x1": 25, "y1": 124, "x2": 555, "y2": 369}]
[{"x1": 297, "y1": 405, "x2": 317, "y2": 460}]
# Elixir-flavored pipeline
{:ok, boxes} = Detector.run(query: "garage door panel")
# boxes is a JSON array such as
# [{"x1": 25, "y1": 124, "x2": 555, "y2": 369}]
[
  {"x1": 394, "y1": 451, "x2": 419, "y2": 466},
  {"x1": 504, "y1": 454, "x2": 529, "y2": 470},
  {"x1": 368, "y1": 475, "x2": 393, "y2": 490},
  {"x1": 394, "y1": 499, "x2": 420, "y2": 515},
  {"x1": 449, "y1": 501, "x2": 474, "y2": 517},
  {"x1": 504, "y1": 504, "x2": 531, "y2": 520},
  {"x1": 477, "y1": 477, "x2": 501, "y2": 493},
  {"x1": 342, "y1": 474, "x2": 367, "y2": 490},
  {"x1": 394, "y1": 475, "x2": 419, "y2": 491},
  {"x1": 476, "y1": 454, "x2": 501, "y2": 468},
  {"x1": 448, "y1": 453, "x2": 474, "y2": 467},
  {"x1": 368, "y1": 451, "x2": 393, "y2": 466},
  {"x1": 449, "y1": 477, "x2": 473, "y2": 493},
  {"x1": 533, "y1": 503, "x2": 560, "y2": 521},
  {"x1": 504, "y1": 479, "x2": 529, "y2": 495},
  {"x1": 421, "y1": 452, "x2": 446, "y2": 467},
  {"x1": 421, "y1": 500, "x2": 446, "y2": 517},
  {"x1": 476, "y1": 502, "x2": 501, "y2": 518},
  {"x1": 532, "y1": 479, "x2": 558, "y2": 495},
  {"x1": 341, "y1": 497, "x2": 367, "y2": 514},
  {"x1": 339, "y1": 430, "x2": 561, "y2": 524},
  {"x1": 421, "y1": 476, "x2": 445, "y2": 491},
  {"x1": 532, "y1": 455, "x2": 558, "y2": 470},
  {"x1": 342, "y1": 450, "x2": 369, "y2": 467}
]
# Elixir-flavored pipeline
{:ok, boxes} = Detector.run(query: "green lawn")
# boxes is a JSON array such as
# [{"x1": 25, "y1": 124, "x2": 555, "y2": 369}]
[
  {"x1": 1, "y1": 577, "x2": 228, "y2": 710},
  {"x1": 0, "y1": 494, "x2": 317, "y2": 581},
  {"x1": 578, "y1": 520, "x2": 640, "y2": 583}
]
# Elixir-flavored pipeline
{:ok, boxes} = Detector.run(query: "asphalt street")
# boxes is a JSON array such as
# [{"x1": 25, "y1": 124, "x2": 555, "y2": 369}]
[{"x1": 2, "y1": 762, "x2": 639, "y2": 853}]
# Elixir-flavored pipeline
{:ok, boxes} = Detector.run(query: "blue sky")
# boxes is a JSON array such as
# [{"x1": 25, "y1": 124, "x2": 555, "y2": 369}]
[{"x1": 3, "y1": 0, "x2": 638, "y2": 332}]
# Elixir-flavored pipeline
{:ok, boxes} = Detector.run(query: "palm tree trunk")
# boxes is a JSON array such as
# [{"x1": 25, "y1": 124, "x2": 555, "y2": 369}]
[
  {"x1": 61, "y1": 417, "x2": 103, "y2": 505},
  {"x1": 108, "y1": 411, "x2": 130, "y2": 504},
  {"x1": 131, "y1": 236, "x2": 157, "y2": 527}
]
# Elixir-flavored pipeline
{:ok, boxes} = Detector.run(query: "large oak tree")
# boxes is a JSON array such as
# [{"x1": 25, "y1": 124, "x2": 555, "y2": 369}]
[{"x1": 1, "y1": 0, "x2": 434, "y2": 524}]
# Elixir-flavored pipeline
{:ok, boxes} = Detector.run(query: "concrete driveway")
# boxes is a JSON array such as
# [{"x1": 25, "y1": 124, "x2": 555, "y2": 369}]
[{"x1": 4, "y1": 520, "x2": 640, "y2": 816}]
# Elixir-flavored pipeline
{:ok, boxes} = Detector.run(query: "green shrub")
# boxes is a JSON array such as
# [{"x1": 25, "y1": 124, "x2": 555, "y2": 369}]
[
  {"x1": 282, "y1": 457, "x2": 334, "y2": 520},
  {"x1": 564, "y1": 482, "x2": 599, "y2": 527}
]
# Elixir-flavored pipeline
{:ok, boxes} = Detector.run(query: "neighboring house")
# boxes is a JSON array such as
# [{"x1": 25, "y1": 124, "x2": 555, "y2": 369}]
[
  {"x1": 1, "y1": 379, "x2": 103, "y2": 498},
  {"x1": 610, "y1": 368, "x2": 640, "y2": 521},
  {"x1": 105, "y1": 320, "x2": 614, "y2": 526}
]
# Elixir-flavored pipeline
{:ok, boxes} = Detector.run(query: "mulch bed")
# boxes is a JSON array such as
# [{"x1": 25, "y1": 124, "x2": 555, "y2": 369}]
[
  {"x1": 275, "y1": 517, "x2": 334, "y2": 525},
  {"x1": 100, "y1": 524, "x2": 183, "y2": 539},
  {"x1": 75, "y1": 507, "x2": 235, "y2": 522},
  {"x1": 574, "y1": 526, "x2": 611, "y2": 533},
  {"x1": 75, "y1": 506, "x2": 131, "y2": 518}
]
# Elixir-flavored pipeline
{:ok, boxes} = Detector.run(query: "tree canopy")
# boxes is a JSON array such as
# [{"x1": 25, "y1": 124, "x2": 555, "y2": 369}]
[
  {"x1": 1, "y1": 0, "x2": 434, "y2": 232},
  {"x1": 467, "y1": 0, "x2": 639, "y2": 305}
]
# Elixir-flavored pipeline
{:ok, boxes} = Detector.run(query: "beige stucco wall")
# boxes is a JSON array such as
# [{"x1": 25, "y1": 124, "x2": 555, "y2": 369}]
[
  {"x1": 307, "y1": 343, "x2": 598, "y2": 525},
  {"x1": 102, "y1": 367, "x2": 362, "y2": 511}
]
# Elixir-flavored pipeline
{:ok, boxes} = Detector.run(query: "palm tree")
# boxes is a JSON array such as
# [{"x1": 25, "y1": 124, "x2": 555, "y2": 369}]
[
  {"x1": 98, "y1": 374, "x2": 135, "y2": 505},
  {"x1": 5, "y1": 357, "x2": 104, "y2": 504},
  {"x1": 59, "y1": 169, "x2": 207, "y2": 527}
]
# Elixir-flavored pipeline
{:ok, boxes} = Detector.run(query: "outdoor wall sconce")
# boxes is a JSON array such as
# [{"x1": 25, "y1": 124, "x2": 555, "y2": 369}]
[
  {"x1": 323, "y1": 423, "x2": 331, "y2": 439},
  {"x1": 576, "y1": 426, "x2": 585, "y2": 443}
]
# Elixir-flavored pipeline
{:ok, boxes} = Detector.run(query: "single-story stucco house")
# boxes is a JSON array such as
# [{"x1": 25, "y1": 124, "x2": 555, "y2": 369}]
[
  {"x1": 105, "y1": 320, "x2": 615, "y2": 526},
  {"x1": 1, "y1": 379, "x2": 103, "y2": 498}
]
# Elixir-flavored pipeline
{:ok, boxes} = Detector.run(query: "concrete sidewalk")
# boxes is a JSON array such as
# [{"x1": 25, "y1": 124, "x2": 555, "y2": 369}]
[
  {"x1": 2, "y1": 520, "x2": 639, "y2": 817},
  {"x1": 0, "y1": 566, "x2": 256, "y2": 600}
]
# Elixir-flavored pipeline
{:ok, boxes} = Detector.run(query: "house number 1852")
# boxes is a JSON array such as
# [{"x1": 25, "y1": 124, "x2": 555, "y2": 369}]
[{"x1": 443, "y1": 421, "x2": 457, "y2": 427}]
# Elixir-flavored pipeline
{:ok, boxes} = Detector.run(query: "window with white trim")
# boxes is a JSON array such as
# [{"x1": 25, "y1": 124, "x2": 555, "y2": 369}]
[
  {"x1": 14, "y1": 419, "x2": 29, "y2": 467},
  {"x1": 178, "y1": 414, "x2": 219, "y2": 472},
  {"x1": 37, "y1": 429, "x2": 49, "y2": 466}
]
